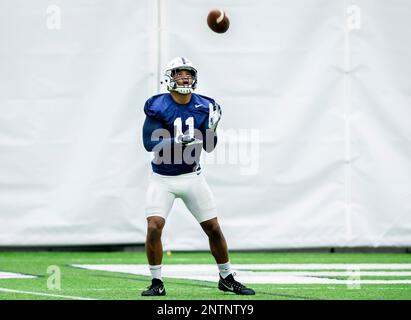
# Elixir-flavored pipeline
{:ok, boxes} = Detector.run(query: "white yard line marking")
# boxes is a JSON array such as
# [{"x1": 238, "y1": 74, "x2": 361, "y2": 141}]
[
  {"x1": 233, "y1": 264, "x2": 411, "y2": 270},
  {"x1": 0, "y1": 287, "x2": 96, "y2": 300},
  {"x1": 0, "y1": 272, "x2": 37, "y2": 279},
  {"x1": 70, "y1": 264, "x2": 411, "y2": 285},
  {"x1": 233, "y1": 271, "x2": 411, "y2": 276}
]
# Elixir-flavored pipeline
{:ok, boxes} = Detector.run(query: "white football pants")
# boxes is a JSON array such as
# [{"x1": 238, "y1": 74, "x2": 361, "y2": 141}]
[{"x1": 145, "y1": 172, "x2": 217, "y2": 223}]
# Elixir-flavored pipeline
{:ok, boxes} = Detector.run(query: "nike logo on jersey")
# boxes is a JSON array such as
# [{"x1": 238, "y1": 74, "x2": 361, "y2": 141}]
[{"x1": 194, "y1": 104, "x2": 203, "y2": 108}]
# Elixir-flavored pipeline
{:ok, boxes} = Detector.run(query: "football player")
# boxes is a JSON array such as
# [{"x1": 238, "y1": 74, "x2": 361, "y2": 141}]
[{"x1": 141, "y1": 57, "x2": 255, "y2": 296}]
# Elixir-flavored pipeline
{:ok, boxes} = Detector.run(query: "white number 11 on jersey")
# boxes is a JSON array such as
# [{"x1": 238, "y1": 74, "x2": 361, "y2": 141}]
[{"x1": 174, "y1": 117, "x2": 194, "y2": 138}]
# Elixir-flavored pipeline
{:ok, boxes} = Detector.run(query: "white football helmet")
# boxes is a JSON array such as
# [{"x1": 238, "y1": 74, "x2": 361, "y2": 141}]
[{"x1": 161, "y1": 57, "x2": 197, "y2": 94}]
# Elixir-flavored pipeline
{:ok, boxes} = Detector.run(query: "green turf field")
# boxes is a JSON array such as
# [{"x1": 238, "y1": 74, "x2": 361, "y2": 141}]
[{"x1": 0, "y1": 251, "x2": 410, "y2": 300}]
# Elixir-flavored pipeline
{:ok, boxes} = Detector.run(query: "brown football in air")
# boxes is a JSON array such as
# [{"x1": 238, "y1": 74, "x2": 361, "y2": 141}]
[{"x1": 207, "y1": 9, "x2": 230, "y2": 33}]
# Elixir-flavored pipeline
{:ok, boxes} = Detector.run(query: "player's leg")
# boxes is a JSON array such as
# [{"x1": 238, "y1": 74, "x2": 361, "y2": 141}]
[
  {"x1": 142, "y1": 173, "x2": 175, "y2": 296},
  {"x1": 145, "y1": 216, "x2": 165, "y2": 266},
  {"x1": 179, "y1": 174, "x2": 226, "y2": 264},
  {"x1": 200, "y1": 217, "x2": 229, "y2": 264},
  {"x1": 200, "y1": 216, "x2": 254, "y2": 295},
  {"x1": 181, "y1": 173, "x2": 255, "y2": 295}
]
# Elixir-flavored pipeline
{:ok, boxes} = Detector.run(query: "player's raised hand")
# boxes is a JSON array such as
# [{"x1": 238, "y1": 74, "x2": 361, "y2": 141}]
[{"x1": 208, "y1": 102, "x2": 222, "y2": 131}]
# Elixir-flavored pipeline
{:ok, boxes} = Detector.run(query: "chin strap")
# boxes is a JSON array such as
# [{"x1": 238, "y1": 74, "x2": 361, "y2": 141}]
[{"x1": 172, "y1": 86, "x2": 193, "y2": 95}]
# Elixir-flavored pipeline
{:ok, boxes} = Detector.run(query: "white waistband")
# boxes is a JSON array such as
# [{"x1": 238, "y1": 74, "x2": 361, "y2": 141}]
[{"x1": 152, "y1": 171, "x2": 201, "y2": 178}]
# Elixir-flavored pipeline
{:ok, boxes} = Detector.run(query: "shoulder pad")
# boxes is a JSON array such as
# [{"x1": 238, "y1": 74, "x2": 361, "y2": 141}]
[
  {"x1": 196, "y1": 94, "x2": 216, "y2": 105},
  {"x1": 194, "y1": 94, "x2": 221, "y2": 112},
  {"x1": 143, "y1": 93, "x2": 168, "y2": 119}
]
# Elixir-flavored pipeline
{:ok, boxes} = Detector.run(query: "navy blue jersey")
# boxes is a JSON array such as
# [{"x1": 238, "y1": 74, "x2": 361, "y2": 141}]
[{"x1": 143, "y1": 93, "x2": 219, "y2": 176}]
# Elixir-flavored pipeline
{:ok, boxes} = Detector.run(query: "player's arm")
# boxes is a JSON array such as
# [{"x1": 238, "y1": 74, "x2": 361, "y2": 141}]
[
  {"x1": 142, "y1": 116, "x2": 174, "y2": 152},
  {"x1": 203, "y1": 129, "x2": 218, "y2": 153},
  {"x1": 208, "y1": 102, "x2": 222, "y2": 131},
  {"x1": 142, "y1": 116, "x2": 201, "y2": 151},
  {"x1": 203, "y1": 102, "x2": 221, "y2": 152}
]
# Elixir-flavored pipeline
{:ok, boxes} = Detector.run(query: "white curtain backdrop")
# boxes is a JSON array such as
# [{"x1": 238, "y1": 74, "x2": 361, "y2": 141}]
[{"x1": 0, "y1": 0, "x2": 410, "y2": 249}]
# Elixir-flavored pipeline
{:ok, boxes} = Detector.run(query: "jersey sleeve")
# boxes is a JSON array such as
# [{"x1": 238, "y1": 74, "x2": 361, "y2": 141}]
[
  {"x1": 197, "y1": 94, "x2": 214, "y2": 106},
  {"x1": 195, "y1": 95, "x2": 219, "y2": 152},
  {"x1": 143, "y1": 94, "x2": 168, "y2": 121},
  {"x1": 143, "y1": 96, "x2": 159, "y2": 119},
  {"x1": 142, "y1": 115, "x2": 175, "y2": 152}
]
